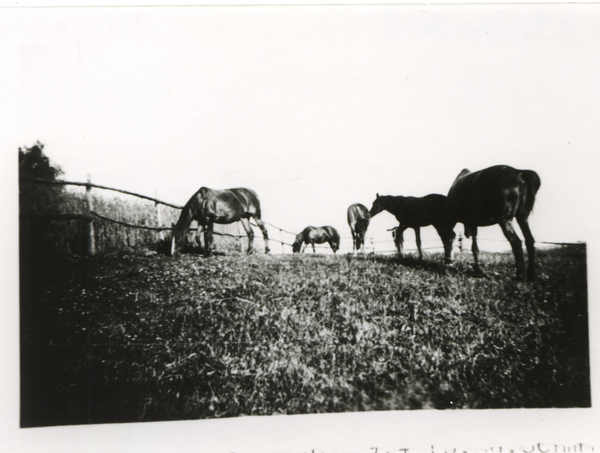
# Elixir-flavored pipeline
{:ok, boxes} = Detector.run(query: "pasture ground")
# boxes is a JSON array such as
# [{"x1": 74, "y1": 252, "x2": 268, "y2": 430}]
[{"x1": 20, "y1": 245, "x2": 589, "y2": 427}]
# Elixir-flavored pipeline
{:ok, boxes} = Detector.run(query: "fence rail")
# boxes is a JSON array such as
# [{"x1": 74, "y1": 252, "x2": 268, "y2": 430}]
[{"x1": 22, "y1": 177, "x2": 583, "y2": 256}]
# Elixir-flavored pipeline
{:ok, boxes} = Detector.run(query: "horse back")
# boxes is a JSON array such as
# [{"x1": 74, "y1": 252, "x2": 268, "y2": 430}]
[{"x1": 196, "y1": 187, "x2": 261, "y2": 222}]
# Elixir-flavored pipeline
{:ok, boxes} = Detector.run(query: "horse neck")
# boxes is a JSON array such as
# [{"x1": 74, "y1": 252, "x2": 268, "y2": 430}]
[
  {"x1": 381, "y1": 196, "x2": 405, "y2": 216},
  {"x1": 174, "y1": 202, "x2": 195, "y2": 238}
]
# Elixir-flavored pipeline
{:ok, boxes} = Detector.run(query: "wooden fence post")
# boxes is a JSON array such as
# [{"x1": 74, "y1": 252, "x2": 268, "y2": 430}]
[
  {"x1": 155, "y1": 189, "x2": 163, "y2": 240},
  {"x1": 86, "y1": 174, "x2": 95, "y2": 256},
  {"x1": 280, "y1": 229, "x2": 284, "y2": 254}
]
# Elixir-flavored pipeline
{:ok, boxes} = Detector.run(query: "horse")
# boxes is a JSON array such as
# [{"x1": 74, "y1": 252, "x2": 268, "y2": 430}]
[
  {"x1": 443, "y1": 165, "x2": 541, "y2": 281},
  {"x1": 170, "y1": 187, "x2": 270, "y2": 256},
  {"x1": 347, "y1": 203, "x2": 370, "y2": 253},
  {"x1": 369, "y1": 193, "x2": 453, "y2": 260},
  {"x1": 292, "y1": 226, "x2": 340, "y2": 254}
]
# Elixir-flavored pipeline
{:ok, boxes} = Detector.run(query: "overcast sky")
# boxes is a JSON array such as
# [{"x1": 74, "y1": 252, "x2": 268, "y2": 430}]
[{"x1": 12, "y1": 4, "x2": 600, "y2": 252}]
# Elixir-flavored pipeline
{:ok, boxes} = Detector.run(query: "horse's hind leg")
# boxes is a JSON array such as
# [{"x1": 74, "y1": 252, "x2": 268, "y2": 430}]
[
  {"x1": 239, "y1": 218, "x2": 255, "y2": 254},
  {"x1": 499, "y1": 218, "x2": 525, "y2": 280},
  {"x1": 516, "y1": 214, "x2": 536, "y2": 281},
  {"x1": 253, "y1": 217, "x2": 270, "y2": 254}
]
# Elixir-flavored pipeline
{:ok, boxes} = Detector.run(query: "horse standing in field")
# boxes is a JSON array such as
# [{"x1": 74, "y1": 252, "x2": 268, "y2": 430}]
[
  {"x1": 292, "y1": 226, "x2": 340, "y2": 254},
  {"x1": 369, "y1": 193, "x2": 453, "y2": 260},
  {"x1": 347, "y1": 203, "x2": 370, "y2": 254},
  {"x1": 443, "y1": 165, "x2": 541, "y2": 281},
  {"x1": 170, "y1": 187, "x2": 270, "y2": 256}
]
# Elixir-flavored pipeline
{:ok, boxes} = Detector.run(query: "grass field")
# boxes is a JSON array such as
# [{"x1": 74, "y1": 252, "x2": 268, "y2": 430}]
[{"x1": 20, "y1": 245, "x2": 589, "y2": 427}]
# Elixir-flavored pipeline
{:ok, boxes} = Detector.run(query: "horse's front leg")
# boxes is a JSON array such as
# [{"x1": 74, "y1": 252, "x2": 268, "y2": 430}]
[
  {"x1": 239, "y1": 218, "x2": 255, "y2": 254},
  {"x1": 311, "y1": 241, "x2": 316, "y2": 253},
  {"x1": 203, "y1": 221, "x2": 214, "y2": 256},
  {"x1": 195, "y1": 223, "x2": 204, "y2": 249}
]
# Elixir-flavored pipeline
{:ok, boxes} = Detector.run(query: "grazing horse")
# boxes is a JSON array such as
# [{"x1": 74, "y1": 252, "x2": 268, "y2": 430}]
[
  {"x1": 443, "y1": 165, "x2": 541, "y2": 281},
  {"x1": 292, "y1": 226, "x2": 340, "y2": 254},
  {"x1": 369, "y1": 194, "x2": 452, "y2": 260},
  {"x1": 170, "y1": 187, "x2": 270, "y2": 256},
  {"x1": 347, "y1": 203, "x2": 370, "y2": 253}
]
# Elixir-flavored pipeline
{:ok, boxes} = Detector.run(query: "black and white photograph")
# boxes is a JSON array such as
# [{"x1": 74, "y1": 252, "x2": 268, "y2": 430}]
[{"x1": 3, "y1": 2, "x2": 599, "y2": 452}]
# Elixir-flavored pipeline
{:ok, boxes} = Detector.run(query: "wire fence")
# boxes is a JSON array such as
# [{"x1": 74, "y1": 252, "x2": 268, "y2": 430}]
[{"x1": 22, "y1": 177, "x2": 584, "y2": 256}]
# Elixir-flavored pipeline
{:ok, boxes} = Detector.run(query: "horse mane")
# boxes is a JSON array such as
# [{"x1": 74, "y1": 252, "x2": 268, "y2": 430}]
[
  {"x1": 326, "y1": 226, "x2": 340, "y2": 242},
  {"x1": 173, "y1": 192, "x2": 200, "y2": 239}
]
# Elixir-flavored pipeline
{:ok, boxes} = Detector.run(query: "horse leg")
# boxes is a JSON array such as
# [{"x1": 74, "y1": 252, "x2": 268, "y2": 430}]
[
  {"x1": 203, "y1": 221, "x2": 214, "y2": 256},
  {"x1": 253, "y1": 217, "x2": 270, "y2": 254},
  {"x1": 441, "y1": 222, "x2": 456, "y2": 264},
  {"x1": 516, "y1": 215, "x2": 536, "y2": 281},
  {"x1": 239, "y1": 218, "x2": 254, "y2": 254},
  {"x1": 414, "y1": 227, "x2": 423, "y2": 260},
  {"x1": 351, "y1": 229, "x2": 357, "y2": 255},
  {"x1": 498, "y1": 219, "x2": 525, "y2": 280},
  {"x1": 470, "y1": 225, "x2": 487, "y2": 277},
  {"x1": 434, "y1": 222, "x2": 454, "y2": 264},
  {"x1": 312, "y1": 241, "x2": 316, "y2": 253},
  {"x1": 195, "y1": 223, "x2": 204, "y2": 249},
  {"x1": 396, "y1": 226, "x2": 406, "y2": 258}
]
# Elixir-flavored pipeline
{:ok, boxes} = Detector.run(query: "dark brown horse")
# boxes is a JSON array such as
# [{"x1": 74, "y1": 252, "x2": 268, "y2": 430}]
[
  {"x1": 347, "y1": 203, "x2": 370, "y2": 253},
  {"x1": 369, "y1": 194, "x2": 452, "y2": 260},
  {"x1": 443, "y1": 165, "x2": 541, "y2": 281},
  {"x1": 292, "y1": 226, "x2": 340, "y2": 254},
  {"x1": 170, "y1": 187, "x2": 270, "y2": 256}
]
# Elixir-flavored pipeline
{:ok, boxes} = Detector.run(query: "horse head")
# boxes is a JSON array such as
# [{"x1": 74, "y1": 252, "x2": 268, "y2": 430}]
[
  {"x1": 170, "y1": 214, "x2": 192, "y2": 256},
  {"x1": 292, "y1": 233, "x2": 303, "y2": 253},
  {"x1": 369, "y1": 194, "x2": 385, "y2": 217}
]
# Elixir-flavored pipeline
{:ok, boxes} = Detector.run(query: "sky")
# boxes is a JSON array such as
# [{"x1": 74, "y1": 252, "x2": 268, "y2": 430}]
[
  {"x1": 3, "y1": 4, "x2": 600, "y2": 452},
  {"x1": 10, "y1": 4, "x2": 600, "y2": 253}
]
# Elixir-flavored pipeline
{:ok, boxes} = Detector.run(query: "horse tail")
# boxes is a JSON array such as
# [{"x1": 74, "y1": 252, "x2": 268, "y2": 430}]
[{"x1": 520, "y1": 170, "x2": 541, "y2": 215}]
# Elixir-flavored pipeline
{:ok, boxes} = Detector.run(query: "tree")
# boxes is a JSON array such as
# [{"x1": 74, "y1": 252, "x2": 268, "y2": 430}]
[
  {"x1": 19, "y1": 141, "x2": 63, "y2": 181},
  {"x1": 19, "y1": 142, "x2": 65, "y2": 215}
]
